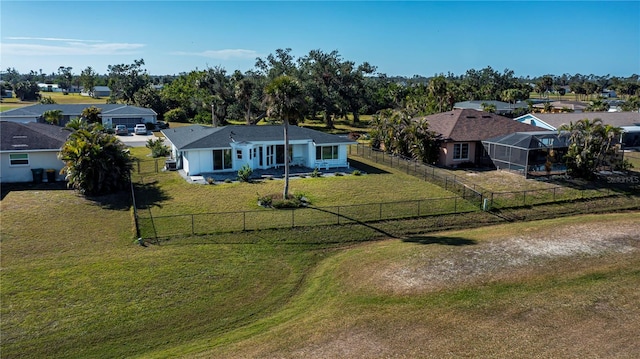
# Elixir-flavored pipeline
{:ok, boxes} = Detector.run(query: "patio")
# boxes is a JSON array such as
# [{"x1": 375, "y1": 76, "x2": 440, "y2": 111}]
[{"x1": 179, "y1": 165, "x2": 356, "y2": 184}]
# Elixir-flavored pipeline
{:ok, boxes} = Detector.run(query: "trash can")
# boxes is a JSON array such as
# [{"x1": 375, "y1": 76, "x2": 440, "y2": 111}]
[
  {"x1": 46, "y1": 169, "x2": 56, "y2": 183},
  {"x1": 31, "y1": 168, "x2": 44, "y2": 184}
]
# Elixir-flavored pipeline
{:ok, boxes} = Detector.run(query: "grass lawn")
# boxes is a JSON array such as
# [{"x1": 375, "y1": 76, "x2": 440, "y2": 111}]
[
  {"x1": 0, "y1": 92, "x2": 108, "y2": 112},
  {"x1": 2, "y1": 139, "x2": 638, "y2": 358},
  {"x1": 2, "y1": 184, "x2": 637, "y2": 358},
  {"x1": 130, "y1": 147, "x2": 460, "y2": 217}
]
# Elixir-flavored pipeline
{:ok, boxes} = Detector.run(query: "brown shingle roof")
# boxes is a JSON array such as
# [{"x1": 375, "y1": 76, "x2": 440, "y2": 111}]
[{"x1": 417, "y1": 109, "x2": 540, "y2": 142}]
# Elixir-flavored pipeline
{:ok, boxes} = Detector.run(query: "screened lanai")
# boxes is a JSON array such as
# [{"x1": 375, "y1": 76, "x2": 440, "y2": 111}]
[{"x1": 482, "y1": 131, "x2": 569, "y2": 178}]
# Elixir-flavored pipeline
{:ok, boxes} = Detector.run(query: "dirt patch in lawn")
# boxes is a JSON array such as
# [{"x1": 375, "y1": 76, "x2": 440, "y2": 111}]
[{"x1": 378, "y1": 221, "x2": 639, "y2": 295}]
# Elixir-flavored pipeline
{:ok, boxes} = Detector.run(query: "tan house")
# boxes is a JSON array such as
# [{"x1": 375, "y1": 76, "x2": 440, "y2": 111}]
[{"x1": 415, "y1": 109, "x2": 539, "y2": 167}]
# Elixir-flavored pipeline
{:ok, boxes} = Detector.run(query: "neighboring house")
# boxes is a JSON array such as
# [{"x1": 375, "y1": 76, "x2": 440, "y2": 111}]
[
  {"x1": 81, "y1": 86, "x2": 111, "y2": 98},
  {"x1": 453, "y1": 100, "x2": 529, "y2": 115},
  {"x1": 513, "y1": 112, "x2": 640, "y2": 147},
  {"x1": 532, "y1": 100, "x2": 588, "y2": 113},
  {"x1": 0, "y1": 121, "x2": 70, "y2": 183},
  {"x1": 415, "y1": 109, "x2": 540, "y2": 167},
  {"x1": 38, "y1": 83, "x2": 63, "y2": 92},
  {"x1": 0, "y1": 104, "x2": 157, "y2": 129},
  {"x1": 162, "y1": 125, "x2": 356, "y2": 176},
  {"x1": 1, "y1": 90, "x2": 13, "y2": 98}
]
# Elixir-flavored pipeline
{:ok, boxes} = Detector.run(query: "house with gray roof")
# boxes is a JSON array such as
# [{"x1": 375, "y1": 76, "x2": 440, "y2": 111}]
[
  {"x1": 514, "y1": 112, "x2": 640, "y2": 147},
  {"x1": 0, "y1": 104, "x2": 157, "y2": 129},
  {"x1": 161, "y1": 125, "x2": 356, "y2": 177},
  {"x1": 454, "y1": 100, "x2": 528, "y2": 115},
  {"x1": 0, "y1": 122, "x2": 70, "y2": 183}
]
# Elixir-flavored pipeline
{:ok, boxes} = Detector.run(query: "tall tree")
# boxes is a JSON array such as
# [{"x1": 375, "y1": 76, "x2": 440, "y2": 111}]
[
  {"x1": 298, "y1": 49, "x2": 343, "y2": 128},
  {"x1": 107, "y1": 59, "x2": 148, "y2": 103},
  {"x1": 57, "y1": 66, "x2": 73, "y2": 92},
  {"x1": 79, "y1": 66, "x2": 97, "y2": 95},
  {"x1": 263, "y1": 75, "x2": 304, "y2": 199}
]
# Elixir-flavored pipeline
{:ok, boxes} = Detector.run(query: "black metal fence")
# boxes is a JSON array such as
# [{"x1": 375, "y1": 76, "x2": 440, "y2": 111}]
[
  {"x1": 349, "y1": 144, "x2": 627, "y2": 210},
  {"x1": 136, "y1": 196, "x2": 478, "y2": 239},
  {"x1": 131, "y1": 144, "x2": 632, "y2": 239}
]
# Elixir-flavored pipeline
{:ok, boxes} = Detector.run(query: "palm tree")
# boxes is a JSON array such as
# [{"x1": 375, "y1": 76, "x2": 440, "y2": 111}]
[
  {"x1": 42, "y1": 109, "x2": 63, "y2": 125},
  {"x1": 59, "y1": 128, "x2": 133, "y2": 195},
  {"x1": 263, "y1": 75, "x2": 304, "y2": 199}
]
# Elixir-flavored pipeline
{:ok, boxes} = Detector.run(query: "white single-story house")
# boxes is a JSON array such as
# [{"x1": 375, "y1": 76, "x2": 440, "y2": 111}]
[
  {"x1": 0, "y1": 121, "x2": 70, "y2": 183},
  {"x1": 0, "y1": 104, "x2": 157, "y2": 129},
  {"x1": 162, "y1": 125, "x2": 357, "y2": 176},
  {"x1": 514, "y1": 112, "x2": 640, "y2": 147}
]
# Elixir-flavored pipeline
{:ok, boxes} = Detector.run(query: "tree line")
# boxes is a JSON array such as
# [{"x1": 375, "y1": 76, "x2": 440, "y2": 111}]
[{"x1": 2, "y1": 49, "x2": 639, "y2": 125}]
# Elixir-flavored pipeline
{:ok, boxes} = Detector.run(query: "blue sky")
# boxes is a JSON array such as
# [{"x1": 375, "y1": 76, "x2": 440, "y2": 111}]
[{"x1": 1, "y1": 1, "x2": 639, "y2": 78}]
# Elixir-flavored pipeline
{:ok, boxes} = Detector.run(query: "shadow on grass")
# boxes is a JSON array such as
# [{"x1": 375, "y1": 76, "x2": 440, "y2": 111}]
[
  {"x1": 1, "y1": 181, "x2": 70, "y2": 201},
  {"x1": 309, "y1": 206, "x2": 397, "y2": 239},
  {"x1": 348, "y1": 158, "x2": 390, "y2": 175},
  {"x1": 402, "y1": 235, "x2": 477, "y2": 246},
  {"x1": 133, "y1": 180, "x2": 171, "y2": 209}
]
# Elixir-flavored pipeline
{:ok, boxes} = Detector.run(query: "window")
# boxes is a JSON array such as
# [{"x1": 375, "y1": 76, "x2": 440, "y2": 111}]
[
  {"x1": 213, "y1": 149, "x2": 232, "y2": 170},
  {"x1": 236, "y1": 149, "x2": 242, "y2": 160},
  {"x1": 316, "y1": 145, "x2": 339, "y2": 160},
  {"x1": 10, "y1": 153, "x2": 29, "y2": 166},
  {"x1": 453, "y1": 143, "x2": 469, "y2": 160}
]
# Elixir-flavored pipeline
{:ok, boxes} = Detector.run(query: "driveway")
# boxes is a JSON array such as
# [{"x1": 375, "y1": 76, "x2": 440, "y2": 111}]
[{"x1": 116, "y1": 132, "x2": 155, "y2": 147}]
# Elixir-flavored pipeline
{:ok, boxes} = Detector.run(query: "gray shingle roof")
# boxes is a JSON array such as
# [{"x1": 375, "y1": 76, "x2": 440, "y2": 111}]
[
  {"x1": 0, "y1": 121, "x2": 71, "y2": 151},
  {"x1": 162, "y1": 125, "x2": 355, "y2": 150},
  {"x1": 522, "y1": 112, "x2": 640, "y2": 129},
  {"x1": 0, "y1": 104, "x2": 156, "y2": 118}
]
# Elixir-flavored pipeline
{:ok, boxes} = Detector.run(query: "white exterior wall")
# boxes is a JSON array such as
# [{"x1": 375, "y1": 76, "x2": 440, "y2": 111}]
[
  {"x1": 182, "y1": 149, "x2": 214, "y2": 176},
  {"x1": 0, "y1": 151, "x2": 65, "y2": 183}
]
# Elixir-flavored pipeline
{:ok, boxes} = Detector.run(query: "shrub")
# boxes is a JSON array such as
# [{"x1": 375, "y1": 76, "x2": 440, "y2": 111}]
[
  {"x1": 310, "y1": 168, "x2": 322, "y2": 178},
  {"x1": 164, "y1": 108, "x2": 188, "y2": 123},
  {"x1": 237, "y1": 164, "x2": 253, "y2": 182},
  {"x1": 224, "y1": 178, "x2": 232, "y2": 183},
  {"x1": 145, "y1": 138, "x2": 170, "y2": 158},
  {"x1": 206, "y1": 177, "x2": 215, "y2": 185},
  {"x1": 334, "y1": 172, "x2": 343, "y2": 176},
  {"x1": 257, "y1": 194, "x2": 273, "y2": 207},
  {"x1": 352, "y1": 169, "x2": 362, "y2": 176}
]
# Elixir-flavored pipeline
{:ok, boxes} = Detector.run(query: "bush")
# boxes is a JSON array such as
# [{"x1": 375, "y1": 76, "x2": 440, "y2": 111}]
[
  {"x1": 164, "y1": 108, "x2": 188, "y2": 123},
  {"x1": 206, "y1": 177, "x2": 215, "y2": 185},
  {"x1": 145, "y1": 138, "x2": 170, "y2": 158},
  {"x1": 352, "y1": 169, "x2": 362, "y2": 176},
  {"x1": 237, "y1": 164, "x2": 253, "y2": 182},
  {"x1": 310, "y1": 168, "x2": 322, "y2": 178}
]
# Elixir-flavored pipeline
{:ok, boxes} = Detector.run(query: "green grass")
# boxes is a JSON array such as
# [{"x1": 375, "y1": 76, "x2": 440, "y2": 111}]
[
  {"x1": 2, "y1": 143, "x2": 639, "y2": 358},
  {"x1": 1, "y1": 92, "x2": 108, "y2": 112}
]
